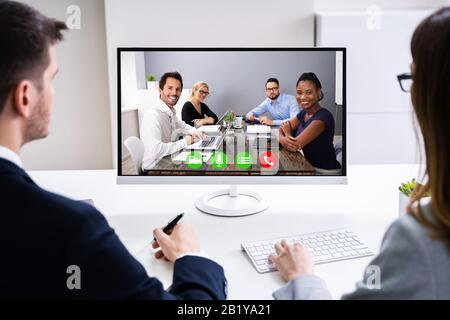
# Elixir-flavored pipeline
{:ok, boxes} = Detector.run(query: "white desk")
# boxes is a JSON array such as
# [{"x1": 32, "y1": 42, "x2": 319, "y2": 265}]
[{"x1": 29, "y1": 164, "x2": 420, "y2": 299}]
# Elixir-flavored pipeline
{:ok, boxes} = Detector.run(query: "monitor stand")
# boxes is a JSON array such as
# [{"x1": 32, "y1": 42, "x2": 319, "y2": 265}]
[{"x1": 195, "y1": 185, "x2": 268, "y2": 217}]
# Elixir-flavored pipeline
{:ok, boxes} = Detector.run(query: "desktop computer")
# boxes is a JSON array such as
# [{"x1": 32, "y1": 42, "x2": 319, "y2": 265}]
[
  {"x1": 117, "y1": 48, "x2": 371, "y2": 271},
  {"x1": 118, "y1": 47, "x2": 346, "y2": 215}
]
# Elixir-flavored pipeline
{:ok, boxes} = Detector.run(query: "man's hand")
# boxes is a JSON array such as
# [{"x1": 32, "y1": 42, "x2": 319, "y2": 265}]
[
  {"x1": 185, "y1": 135, "x2": 194, "y2": 145},
  {"x1": 259, "y1": 116, "x2": 274, "y2": 126},
  {"x1": 152, "y1": 223, "x2": 201, "y2": 262},
  {"x1": 268, "y1": 240, "x2": 314, "y2": 282},
  {"x1": 247, "y1": 113, "x2": 255, "y2": 122},
  {"x1": 192, "y1": 131, "x2": 206, "y2": 142}
]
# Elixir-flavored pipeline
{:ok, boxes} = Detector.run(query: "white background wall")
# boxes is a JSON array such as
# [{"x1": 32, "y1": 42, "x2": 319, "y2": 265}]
[
  {"x1": 104, "y1": 0, "x2": 315, "y2": 168},
  {"x1": 315, "y1": 0, "x2": 444, "y2": 10},
  {"x1": 19, "y1": 0, "x2": 112, "y2": 170},
  {"x1": 16, "y1": 0, "x2": 445, "y2": 169},
  {"x1": 316, "y1": 9, "x2": 434, "y2": 164},
  {"x1": 110, "y1": 0, "x2": 445, "y2": 167}
]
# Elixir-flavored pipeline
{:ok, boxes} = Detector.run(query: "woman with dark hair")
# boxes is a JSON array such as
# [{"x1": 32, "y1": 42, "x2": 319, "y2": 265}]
[
  {"x1": 279, "y1": 72, "x2": 341, "y2": 172},
  {"x1": 270, "y1": 8, "x2": 450, "y2": 299}
]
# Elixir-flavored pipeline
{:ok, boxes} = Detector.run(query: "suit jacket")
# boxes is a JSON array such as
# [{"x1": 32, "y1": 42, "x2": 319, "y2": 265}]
[
  {"x1": 0, "y1": 158, "x2": 227, "y2": 299},
  {"x1": 273, "y1": 199, "x2": 450, "y2": 300}
]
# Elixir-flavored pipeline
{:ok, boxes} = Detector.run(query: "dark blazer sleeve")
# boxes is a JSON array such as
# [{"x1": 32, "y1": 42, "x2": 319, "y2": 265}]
[
  {"x1": 181, "y1": 101, "x2": 195, "y2": 125},
  {"x1": 67, "y1": 207, "x2": 227, "y2": 299},
  {"x1": 202, "y1": 103, "x2": 219, "y2": 124},
  {"x1": 172, "y1": 256, "x2": 227, "y2": 299}
]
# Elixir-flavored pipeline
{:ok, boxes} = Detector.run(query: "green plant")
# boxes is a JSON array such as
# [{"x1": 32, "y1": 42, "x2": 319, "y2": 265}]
[
  {"x1": 399, "y1": 178, "x2": 431, "y2": 197},
  {"x1": 223, "y1": 111, "x2": 235, "y2": 123},
  {"x1": 147, "y1": 74, "x2": 157, "y2": 82}
]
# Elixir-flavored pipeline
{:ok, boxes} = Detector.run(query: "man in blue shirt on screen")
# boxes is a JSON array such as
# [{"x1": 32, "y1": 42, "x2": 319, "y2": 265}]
[{"x1": 246, "y1": 78, "x2": 299, "y2": 126}]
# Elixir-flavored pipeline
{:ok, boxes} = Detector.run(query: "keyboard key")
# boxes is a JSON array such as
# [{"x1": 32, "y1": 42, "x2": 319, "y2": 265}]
[
  {"x1": 315, "y1": 254, "x2": 334, "y2": 262},
  {"x1": 252, "y1": 255, "x2": 265, "y2": 261},
  {"x1": 351, "y1": 244, "x2": 369, "y2": 251}
]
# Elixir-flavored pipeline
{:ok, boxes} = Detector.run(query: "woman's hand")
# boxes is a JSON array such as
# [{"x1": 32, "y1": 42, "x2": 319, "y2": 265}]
[
  {"x1": 268, "y1": 240, "x2": 314, "y2": 282},
  {"x1": 280, "y1": 135, "x2": 301, "y2": 152},
  {"x1": 193, "y1": 118, "x2": 204, "y2": 127},
  {"x1": 280, "y1": 121, "x2": 292, "y2": 136}
]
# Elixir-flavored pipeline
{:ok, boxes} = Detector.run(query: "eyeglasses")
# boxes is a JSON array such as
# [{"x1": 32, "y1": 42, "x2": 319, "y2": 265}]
[
  {"x1": 199, "y1": 90, "x2": 209, "y2": 96},
  {"x1": 266, "y1": 87, "x2": 279, "y2": 92},
  {"x1": 397, "y1": 73, "x2": 412, "y2": 92}
]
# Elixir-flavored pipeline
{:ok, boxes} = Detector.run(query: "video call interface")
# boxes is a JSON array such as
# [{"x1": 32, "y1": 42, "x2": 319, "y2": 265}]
[{"x1": 119, "y1": 48, "x2": 346, "y2": 177}]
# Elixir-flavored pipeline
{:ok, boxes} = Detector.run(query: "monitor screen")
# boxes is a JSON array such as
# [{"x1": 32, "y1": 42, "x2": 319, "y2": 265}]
[{"x1": 118, "y1": 48, "x2": 346, "y2": 184}]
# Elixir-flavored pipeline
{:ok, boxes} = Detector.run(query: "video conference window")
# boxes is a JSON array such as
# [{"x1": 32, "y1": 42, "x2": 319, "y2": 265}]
[{"x1": 119, "y1": 49, "x2": 345, "y2": 177}]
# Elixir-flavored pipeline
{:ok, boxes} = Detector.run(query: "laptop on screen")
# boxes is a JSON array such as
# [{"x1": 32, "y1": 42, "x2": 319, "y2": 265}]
[{"x1": 185, "y1": 135, "x2": 224, "y2": 151}]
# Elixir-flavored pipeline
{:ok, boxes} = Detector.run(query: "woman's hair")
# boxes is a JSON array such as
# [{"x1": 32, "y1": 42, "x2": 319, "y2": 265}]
[
  {"x1": 408, "y1": 7, "x2": 450, "y2": 244},
  {"x1": 190, "y1": 81, "x2": 209, "y2": 98},
  {"x1": 296, "y1": 72, "x2": 324, "y2": 101}
]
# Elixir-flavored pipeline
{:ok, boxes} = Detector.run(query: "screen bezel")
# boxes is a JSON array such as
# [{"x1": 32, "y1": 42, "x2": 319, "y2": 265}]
[{"x1": 117, "y1": 47, "x2": 346, "y2": 185}]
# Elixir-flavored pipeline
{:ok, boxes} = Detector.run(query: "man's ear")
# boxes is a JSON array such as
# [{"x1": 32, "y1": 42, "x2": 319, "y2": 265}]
[{"x1": 13, "y1": 80, "x2": 36, "y2": 118}]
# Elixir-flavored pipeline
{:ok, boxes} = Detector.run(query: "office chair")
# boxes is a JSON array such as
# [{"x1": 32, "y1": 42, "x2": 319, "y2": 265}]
[
  {"x1": 124, "y1": 136, "x2": 144, "y2": 175},
  {"x1": 334, "y1": 137, "x2": 343, "y2": 166}
]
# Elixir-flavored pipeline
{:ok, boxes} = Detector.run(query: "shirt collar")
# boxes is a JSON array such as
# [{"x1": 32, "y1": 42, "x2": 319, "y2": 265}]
[
  {"x1": 158, "y1": 98, "x2": 176, "y2": 116},
  {"x1": 0, "y1": 145, "x2": 23, "y2": 168},
  {"x1": 269, "y1": 93, "x2": 283, "y2": 105}
]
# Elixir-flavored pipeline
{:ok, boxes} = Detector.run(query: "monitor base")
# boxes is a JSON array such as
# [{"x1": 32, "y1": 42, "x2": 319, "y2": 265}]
[{"x1": 195, "y1": 185, "x2": 268, "y2": 217}]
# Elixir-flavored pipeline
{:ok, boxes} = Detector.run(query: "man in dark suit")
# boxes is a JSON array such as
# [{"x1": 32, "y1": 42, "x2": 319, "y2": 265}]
[{"x1": 0, "y1": 1, "x2": 227, "y2": 299}]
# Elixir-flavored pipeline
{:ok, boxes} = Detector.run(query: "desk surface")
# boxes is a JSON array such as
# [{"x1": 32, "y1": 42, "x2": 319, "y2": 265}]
[
  {"x1": 29, "y1": 164, "x2": 421, "y2": 299},
  {"x1": 146, "y1": 122, "x2": 315, "y2": 176}
]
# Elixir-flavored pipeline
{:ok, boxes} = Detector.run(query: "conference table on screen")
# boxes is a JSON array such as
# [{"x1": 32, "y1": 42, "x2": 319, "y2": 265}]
[{"x1": 146, "y1": 121, "x2": 315, "y2": 176}]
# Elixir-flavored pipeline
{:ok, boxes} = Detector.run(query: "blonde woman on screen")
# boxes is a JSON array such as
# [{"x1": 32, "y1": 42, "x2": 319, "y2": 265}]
[{"x1": 181, "y1": 81, "x2": 218, "y2": 127}]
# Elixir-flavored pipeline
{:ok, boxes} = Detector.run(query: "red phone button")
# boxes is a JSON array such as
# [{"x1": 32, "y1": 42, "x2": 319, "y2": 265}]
[{"x1": 259, "y1": 151, "x2": 277, "y2": 169}]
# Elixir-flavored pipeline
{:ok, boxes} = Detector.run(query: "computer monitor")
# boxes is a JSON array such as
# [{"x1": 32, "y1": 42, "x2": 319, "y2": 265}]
[{"x1": 118, "y1": 48, "x2": 346, "y2": 216}]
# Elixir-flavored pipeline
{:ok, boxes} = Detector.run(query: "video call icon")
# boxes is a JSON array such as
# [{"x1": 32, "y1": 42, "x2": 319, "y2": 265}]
[
  {"x1": 259, "y1": 151, "x2": 277, "y2": 169},
  {"x1": 186, "y1": 151, "x2": 203, "y2": 169},
  {"x1": 211, "y1": 151, "x2": 228, "y2": 169},
  {"x1": 235, "y1": 152, "x2": 253, "y2": 169}
]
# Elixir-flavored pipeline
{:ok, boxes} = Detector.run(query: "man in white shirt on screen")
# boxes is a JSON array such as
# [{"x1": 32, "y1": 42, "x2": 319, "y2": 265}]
[{"x1": 140, "y1": 72, "x2": 205, "y2": 170}]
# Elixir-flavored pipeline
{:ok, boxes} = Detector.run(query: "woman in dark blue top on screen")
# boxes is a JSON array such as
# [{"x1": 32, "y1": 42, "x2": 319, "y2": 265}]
[{"x1": 279, "y1": 73, "x2": 341, "y2": 171}]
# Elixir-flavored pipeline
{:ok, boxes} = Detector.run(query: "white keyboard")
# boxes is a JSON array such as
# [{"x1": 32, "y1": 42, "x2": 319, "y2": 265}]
[{"x1": 241, "y1": 228, "x2": 375, "y2": 273}]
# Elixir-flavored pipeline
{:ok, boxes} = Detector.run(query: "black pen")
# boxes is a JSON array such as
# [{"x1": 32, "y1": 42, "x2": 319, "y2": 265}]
[{"x1": 153, "y1": 213, "x2": 184, "y2": 241}]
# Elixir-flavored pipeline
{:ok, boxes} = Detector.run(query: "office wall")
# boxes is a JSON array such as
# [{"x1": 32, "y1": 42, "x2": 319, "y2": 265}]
[
  {"x1": 314, "y1": 0, "x2": 445, "y2": 164},
  {"x1": 10, "y1": 1, "x2": 443, "y2": 170},
  {"x1": 19, "y1": 0, "x2": 112, "y2": 170},
  {"x1": 105, "y1": 0, "x2": 315, "y2": 168},
  {"x1": 315, "y1": 0, "x2": 444, "y2": 10},
  {"x1": 316, "y1": 10, "x2": 434, "y2": 164},
  {"x1": 142, "y1": 50, "x2": 339, "y2": 132},
  {"x1": 121, "y1": 110, "x2": 139, "y2": 159}
]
